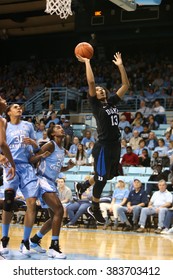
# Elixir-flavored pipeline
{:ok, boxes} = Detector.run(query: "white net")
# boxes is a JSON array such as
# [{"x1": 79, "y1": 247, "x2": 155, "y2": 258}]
[{"x1": 45, "y1": 0, "x2": 73, "y2": 19}]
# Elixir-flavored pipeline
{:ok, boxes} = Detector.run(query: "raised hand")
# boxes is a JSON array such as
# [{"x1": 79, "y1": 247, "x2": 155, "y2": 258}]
[
  {"x1": 112, "y1": 52, "x2": 123, "y2": 66},
  {"x1": 76, "y1": 54, "x2": 89, "y2": 63}
]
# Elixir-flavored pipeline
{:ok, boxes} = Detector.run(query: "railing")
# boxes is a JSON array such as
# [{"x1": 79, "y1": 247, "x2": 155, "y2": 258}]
[
  {"x1": 24, "y1": 87, "x2": 83, "y2": 114},
  {"x1": 81, "y1": 96, "x2": 173, "y2": 113}
]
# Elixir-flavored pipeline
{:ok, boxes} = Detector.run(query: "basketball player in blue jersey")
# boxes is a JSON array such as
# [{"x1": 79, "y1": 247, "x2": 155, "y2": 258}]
[
  {"x1": 0, "y1": 97, "x2": 15, "y2": 180},
  {"x1": 76, "y1": 52, "x2": 130, "y2": 224},
  {"x1": 0, "y1": 103, "x2": 40, "y2": 256},
  {"x1": 28, "y1": 124, "x2": 75, "y2": 259}
]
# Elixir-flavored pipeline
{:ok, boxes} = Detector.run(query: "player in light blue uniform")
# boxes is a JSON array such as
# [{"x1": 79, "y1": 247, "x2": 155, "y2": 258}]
[
  {"x1": 29, "y1": 124, "x2": 75, "y2": 259},
  {"x1": 0, "y1": 97, "x2": 16, "y2": 260},
  {"x1": 0, "y1": 104, "x2": 40, "y2": 256},
  {"x1": 0, "y1": 97, "x2": 15, "y2": 180}
]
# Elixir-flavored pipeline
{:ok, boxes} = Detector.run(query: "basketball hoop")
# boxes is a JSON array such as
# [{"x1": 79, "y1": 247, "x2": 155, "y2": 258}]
[{"x1": 45, "y1": 0, "x2": 73, "y2": 19}]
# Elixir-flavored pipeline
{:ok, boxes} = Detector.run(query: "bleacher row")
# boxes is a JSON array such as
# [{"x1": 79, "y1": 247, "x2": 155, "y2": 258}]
[{"x1": 64, "y1": 165, "x2": 171, "y2": 195}]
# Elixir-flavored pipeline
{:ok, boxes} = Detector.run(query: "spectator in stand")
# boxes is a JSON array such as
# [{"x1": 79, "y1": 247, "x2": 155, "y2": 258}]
[
  {"x1": 131, "y1": 112, "x2": 144, "y2": 127},
  {"x1": 15, "y1": 91, "x2": 27, "y2": 105},
  {"x1": 167, "y1": 141, "x2": 173, "y2": 165},
  {"x1": 163, "y1": 131, "x2": 171, "y2": 147},
  {"x1": 66, "y1": 136, "x2": 79, "y2": 158},
  {"x1": 85, "y1": 141, "x2": 95, "y2": 165},
  {"x1": 147, "y1": 114, "x2": 159, "y2": 130},
  {"x1": 137, "y1": 180, "x2": 172, "y2": 234},
  {"x1": 59, "y1": 115, "x2": 67, "y2": 126},
  {"x1": 137, "y1": 100, "x2": 152, "y2": 120},
  {"x1": 57, "y1": 103, "x2": 70, "y2": 120},
  {"x1": 152, "y1": 99, "x2": 166, "y2": 125},
  {"x1": 153, "y1": 138, "x2": 169, "y2": 167},
  {"x1": 138, "y1": 148, "x2": 151, "y2": 167},
  {"x1": 145, "y1": 131, "x2": 158, "y2": 152},
  {"x1": 75, "y1": 143, "x2": 87, "y2": 166},
  {"x1": 132, "y1": 120, "x2": 144, "y2": 134},
  {"x1": 139, "y1": 124, "x2": 151, "y2": 141},
  {"x1": 120, "y1": 139, "x2": 128, "y2": 157},
  {"x1": 119, "y1": 114, "x2": 131, "y2": 131},
  {"x1": 121, "y1": 126, "x2": 133, "y2": 143},
  {"x1": 37, "y1": 130, "x2": 49, "y2": 147},
  {"x1": 150, "y1": 151, "x2": 162, "y2": 170},
  {"x1": 42, "y1": 104, "x2": 55, "y2": 124},
  {"x1": 62, "y1": 119, "x2": 73, "y2": 150},
  {"x1": 35, "y1": 122, "x2": 46, "y2": 142},
  {"x1": 81, "y1": 130, "x2": 95, "y2": 149},
  {"x1": 129, "y1": 130, "x2": 142, "y2": 151},
  {"x1": 117, "y1": 179, "x2": 148, "y2": 231},
  {"x1": 121, "y1": 146, "x2": 139, "y2": 167},
  {"x1": 134, "y1": 139, "x2": 149, "y2": 156},
  {"x1": 7, "y1": 94, "x2": 16, "y2": 104},
  {"x1": 165, "y1": 120, "x2": 173, "y2": 140},
  {"x1": 45, "y1": 112, "x2": 60, "y2": 129}
]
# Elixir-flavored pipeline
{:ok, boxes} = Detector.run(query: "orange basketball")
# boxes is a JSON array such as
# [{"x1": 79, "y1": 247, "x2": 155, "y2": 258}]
[{"x1": 74, "y1": 42, "x2": 94, "y2": 59}]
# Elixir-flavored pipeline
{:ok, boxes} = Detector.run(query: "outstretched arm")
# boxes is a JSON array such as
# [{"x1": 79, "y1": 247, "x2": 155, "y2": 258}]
[
  {"x1": 112, "y1": 52, "x2": 130, "y2": 99},
  {"x1": 0, "y1": 118, "x2": 15, "y2": 180},
  {"x1": 76, "y1": 55, "x2": 96, "y2": 97}
]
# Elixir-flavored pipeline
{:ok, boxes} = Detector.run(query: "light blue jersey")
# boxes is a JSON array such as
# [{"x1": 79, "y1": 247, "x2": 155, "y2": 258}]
[
  {"x1": 37, "y1": 140, "x2": 65, "y2": 208},
  {"x1": 37, "y1": 140, "x2": 65, "y2": 182},
  {"x1": 3, "y1": 120, "x2": 39, "y2": 199},
  {"x1": 6, "y1": 120, "x2": 36, "y2": 163}
]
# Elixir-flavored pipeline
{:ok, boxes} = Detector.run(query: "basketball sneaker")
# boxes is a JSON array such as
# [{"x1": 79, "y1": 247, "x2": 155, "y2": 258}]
[
  {"x1": 48, "y1": 240, "x2": 66, "y2": 259},
  {"x1": 87, "y1": 206, "x2": 105, "y2": 224},
  {"x1": 19, "y1": 240, "x2": 30, "y2": 257},
  {"x1": 0, "y1": 236, "x2": 9, "y2": 255},
  {"x1": 30, "y1": 235, "x2": 46, "y2": 253},
  {"x1": 75, "y1": 182, "x2": 88, "y2": 199}
]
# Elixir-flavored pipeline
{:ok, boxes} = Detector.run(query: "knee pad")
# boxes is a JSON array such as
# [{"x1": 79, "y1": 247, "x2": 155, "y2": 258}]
[{"x1": 3, "y1": 189, "x2": 15, "y2": 212}]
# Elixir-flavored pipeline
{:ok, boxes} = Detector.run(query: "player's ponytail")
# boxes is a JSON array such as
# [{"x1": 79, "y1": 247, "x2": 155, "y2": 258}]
[{"x1": 5, "y1": 104, "x2": 13, "y2": 122}]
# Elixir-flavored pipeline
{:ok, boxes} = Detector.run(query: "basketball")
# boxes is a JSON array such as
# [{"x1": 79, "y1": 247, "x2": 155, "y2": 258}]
[{"x1": 74, "y1": 42, "x2": 94, "y2": 59}]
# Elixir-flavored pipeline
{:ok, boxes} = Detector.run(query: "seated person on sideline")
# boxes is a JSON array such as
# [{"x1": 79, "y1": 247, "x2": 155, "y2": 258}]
[
  {"x1": 100, "y1": 179, "x2": 129, "y2": 231},
  {"x1": 136, "y1": 179, "x2": 172, "y2": 234},
  {"x1": 64, "y1": 179, "x2": 93, "y2": 228},
  {"x1": 117, "y1": 179, "x2": 148, "y2": 231},
  {"x1": 56, "y1": 176, "x2": 73, "y2": 225},
  {"x1": 160, "y1": 205, "x2": 173, "y2": 234},
  {"x1": 146, "y1": 163, "x2": 171, "y2": 198},
  {"x1": 121, "y1": 146, "x2": 139, "y2": 166}
]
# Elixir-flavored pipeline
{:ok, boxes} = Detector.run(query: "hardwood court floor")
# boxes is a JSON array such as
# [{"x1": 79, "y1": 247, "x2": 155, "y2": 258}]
[{"x1": 1, "y1": 224, "x2": 173, "y2": 260}]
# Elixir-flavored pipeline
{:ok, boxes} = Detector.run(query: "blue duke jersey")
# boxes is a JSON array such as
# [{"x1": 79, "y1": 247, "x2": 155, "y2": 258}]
[
  {"x1": 37, "y1": 140, "x2": 65, "y2": 182},
  {"x1": 89, "y1": 95, "x2": 121, "y2": 143},
  {"x1": 6, "y1": 120, "x2": 36, "y2": 163}
]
